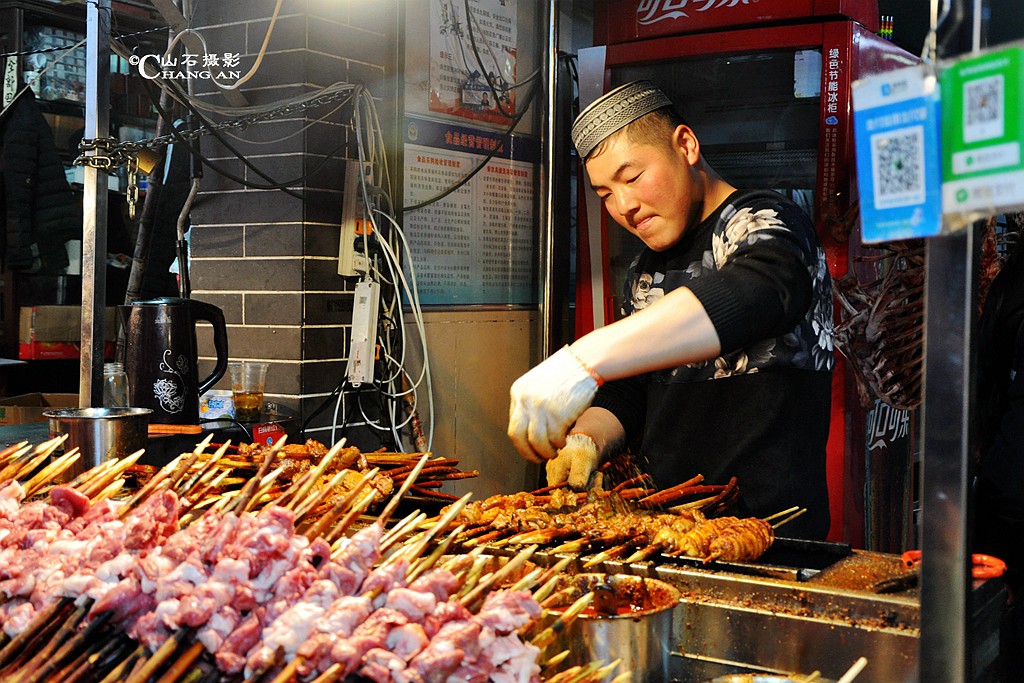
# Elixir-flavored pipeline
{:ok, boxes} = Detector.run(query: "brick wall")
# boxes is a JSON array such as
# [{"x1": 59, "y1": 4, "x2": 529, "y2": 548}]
[{"x1": 186, "y1": 0, "x2": 398, "y2": 445}]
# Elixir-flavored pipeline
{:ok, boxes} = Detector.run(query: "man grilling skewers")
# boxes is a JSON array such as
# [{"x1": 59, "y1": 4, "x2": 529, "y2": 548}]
[{"x1": 508, "y1": 81, "x2": 835, "y2": 539}]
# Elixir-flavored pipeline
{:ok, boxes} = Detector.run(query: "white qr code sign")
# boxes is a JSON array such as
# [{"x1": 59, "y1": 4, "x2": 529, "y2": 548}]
[
  {"x1": 942, "y1": 46, "x2": 1024, "y2": 229},
  {"x1": 871, "y1": 126, "x2": 926, "y2": 209},
  {"x1": 853, "y1": 65, "x2": 942, "y2": 241}
]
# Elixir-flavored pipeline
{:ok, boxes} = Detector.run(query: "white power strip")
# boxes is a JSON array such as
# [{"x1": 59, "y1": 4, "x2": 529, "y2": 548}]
[
  {"x1": 346, "y1": 279, "x2": 380, "y2": 386},
  {"x1": 338, "y1": 160, "x2": 361, "y2": 276}
]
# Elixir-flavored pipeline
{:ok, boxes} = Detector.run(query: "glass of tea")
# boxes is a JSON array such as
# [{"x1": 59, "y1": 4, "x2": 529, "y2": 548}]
[{"x1": 229, "y1": 361, "x2": 269, "y2": 422}]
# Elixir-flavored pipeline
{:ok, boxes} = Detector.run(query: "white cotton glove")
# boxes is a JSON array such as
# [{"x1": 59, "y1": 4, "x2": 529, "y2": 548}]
[
  {"x1": 546, "y1": 433, "x2": 602, "y2": 491},
  {"x1": 508, "y1": 346, "x2": 602, "y2": 462}
]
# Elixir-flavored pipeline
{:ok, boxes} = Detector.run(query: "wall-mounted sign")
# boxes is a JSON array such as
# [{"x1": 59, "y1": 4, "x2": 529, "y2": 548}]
[
  {"x1": 403, "y1": 115, "x2": 538, "y2": 305},
  {"x1": 853, "y1": 65, "x2": 943, "y2": 242},
  {"x1": 941, "y1": 46, "x2": 1024, "y2": 230}
]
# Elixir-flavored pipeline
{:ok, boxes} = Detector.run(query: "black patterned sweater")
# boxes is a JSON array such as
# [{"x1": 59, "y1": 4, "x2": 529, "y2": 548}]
[{"x1": 592, "y1": 189, "x2": 835, "y2": 539}]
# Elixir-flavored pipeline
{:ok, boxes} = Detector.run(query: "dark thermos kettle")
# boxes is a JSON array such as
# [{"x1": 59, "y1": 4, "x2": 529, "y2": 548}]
[{"x1": 121, "y1": 297, "x2": 229, "y2": 425}]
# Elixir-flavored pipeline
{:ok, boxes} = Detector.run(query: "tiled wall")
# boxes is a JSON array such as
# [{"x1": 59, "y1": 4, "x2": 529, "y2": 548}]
[{"x1": 187, "y1": 0, "x2": 398, "y2": 443}]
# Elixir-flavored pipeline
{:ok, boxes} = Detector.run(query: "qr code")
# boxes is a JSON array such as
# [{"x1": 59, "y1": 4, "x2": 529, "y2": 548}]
[
  {"x1": 871, "y1": 126, "x2": 925, "y2": 209},
  {"x1": 963, "y1": 74, "x2": 1004, "y2": 143}
]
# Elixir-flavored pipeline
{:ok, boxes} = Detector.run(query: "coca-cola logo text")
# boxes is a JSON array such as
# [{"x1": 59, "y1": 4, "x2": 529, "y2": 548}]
[{"x1": 636, "y1": 0, "x2": 759, "y2": 26}]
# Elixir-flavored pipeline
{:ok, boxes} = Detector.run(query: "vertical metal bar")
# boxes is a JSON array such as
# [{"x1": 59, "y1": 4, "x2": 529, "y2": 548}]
[
  {"x1": 919, "y1": 228, "x2": 976, "y2": 683},
  {"x1": 540, "y1": 0, "x2": 559, "y2": 358},
  {"x1": 80, "y1": 0, "x2": 111, "y2": 407}
]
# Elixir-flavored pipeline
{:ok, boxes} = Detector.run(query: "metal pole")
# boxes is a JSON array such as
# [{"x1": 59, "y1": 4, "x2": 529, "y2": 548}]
[
  {"x1": 920, "y1": 228, "x2": 976, "y2": 683},
  {"x1": 540, "y1": 0, "x2": 559, "y2": 358},
  {"x1": 918, "y1": 1, "x2": 982, "y2": 680},
  {"x1": 80, "y1": 0, "x2": 111, "y2": 407}
]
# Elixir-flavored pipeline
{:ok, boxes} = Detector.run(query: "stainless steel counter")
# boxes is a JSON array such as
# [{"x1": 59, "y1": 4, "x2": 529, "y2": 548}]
[{"x1": 525, "y1": 546, "x2": 1006, "y2": 683}]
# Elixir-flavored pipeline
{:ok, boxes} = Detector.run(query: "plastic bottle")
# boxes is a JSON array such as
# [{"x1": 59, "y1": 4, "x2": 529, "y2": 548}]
[{"x1": 103, "y1": 362, "x2": 130, "y2": 408}]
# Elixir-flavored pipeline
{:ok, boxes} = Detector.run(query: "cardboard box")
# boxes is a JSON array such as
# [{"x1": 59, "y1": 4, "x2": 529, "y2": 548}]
[
  {"x1": 18, "y1": 340, "x2": 115, "y2": 361},
  {"x1": 0, "y1": 393, "x2": 78, "y2": 425},
  {"x1": 19, "y1": 306, "x2": 117, "y2": 344}
]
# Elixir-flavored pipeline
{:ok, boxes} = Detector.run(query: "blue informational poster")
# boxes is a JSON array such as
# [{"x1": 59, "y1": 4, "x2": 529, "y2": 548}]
[{"x1": 852, "y1": 65, "x2": 944, "y2": 242}]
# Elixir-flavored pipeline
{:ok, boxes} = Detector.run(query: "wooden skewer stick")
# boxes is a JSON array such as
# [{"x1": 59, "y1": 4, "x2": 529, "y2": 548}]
[
  {"x1": 268, "y1": 656, "x2": 303, "y2": 683},
  {"x1": 153, "y1": 641, "x2": 205, "y2": 683},
  {"x1": 303, "y1": 467, "x2": 380, "y2": 542},
  {"x1": 95, "y1": 645, "x2": 146, "y2": 683},
  {"x1": 245, "y1": 466, "x2": 288, "y2": 512},
  {"x1": 177, "y1": 468, "x2": 232, "y2": 521},
  {"x1": 119, "y1": 452, "x2": 190, "y2": 517},
  {"x1": 406, "y1": 523, "x2": 467, "y2": 585},
  {"x1": 122, "y1": 626, "x2": 194, "y2": 683},
  {"x1": 530, "y1": 591, "x2": 595, "y2": 650},
  {"x1": 772, "y1": 507, "x2": 807, "y2": 530},
  {"x1": 292, "y1": 468, "x2": 352, "y2": 525},
  {"x1": 9, "y1": 435, "x2": 69, "y2": 482},
  {"x1": 623, "y1": 544, "x2": 662, "y2": 564},
  {"x1": 232, "y1": 435, "x2": 288, "y2": 514},
  {"x1": 0, "y1": 597, "x2": 73, "y2": 668},
  {"x1": 462, "y1": 530, "x2": 507, "y2": 547},
  {"x1": 544, "y1": 665, "x2": 584, "y2": 683},
  {"x1": 178, "y1": 465, "x2": 226, "y2": 509},
  {"x1": 308, "y1": 663, "x2": 345, "y2": 683},
  {"x1": 21, "y1": 448, "x2": 81, "y2": 497},
  {"x1": 460, "y1": 544, "x2": 537, "y2": 611},
  {"x1": 152, "y1": 433, "x2": 215, "y2": 499},
  {"x1": 0, "y1": 440, "x2": 29, "y2": 465},
  {"x1": 669, "y1": 494, "x2": 718, "y2": 511},
  {"x1": 583, "y1": 542, "x2": 633, "y2": 568},
  {"x1": 177, "y1": 440, "x2": 233, "y2": 497},
  {"x1": 456, "y1": 551, "x2": 492, "y2": 599},
  {"x1": 278, "y1": 439, "x2": 347, "y2": 510},
  {"x1": 80, "y1": 449, "x2": 145, "y2": 499},
  {"x1": 509, "y1": 566, "x2": 545, "y2": 593},
  {"x1": 93, "y1": 478, "x2": 126, "y2": 502},
  {"x1": 391, "y1": 493, "x2": 471, "y2": 561},
  {"x1": 324, "y1": 488, "x2": 380, "y2": 545},
  {"x1": 836, "y1": 657, "x2": 869, "y2": 683},
  {"x1": 541, "y1": 649, "x2": 571, "y2": 669},
  {"x1": 376, "y1": 453, "x2": 430, "y2": 528},
  {"x1": 381, "y1": 511, "x2": 430, "y2": 555},
  {"x1": 0, "y1": 443, "x2": 34, "y2": 482},
  {"x1": 762, "y1": 506, "x2": 801, "y2": 523},
  {"x1": 22, "y1": 607, "x2": 110, "y2": 683},
  {"x1": 59, "y1": 636, "x2": 125, "y2": 683}
]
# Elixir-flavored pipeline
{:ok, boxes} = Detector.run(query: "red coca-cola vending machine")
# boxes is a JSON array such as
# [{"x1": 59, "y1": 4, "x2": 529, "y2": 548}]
[{"x1": 575, "y1": 0, "x2": 916, "y2": 543}]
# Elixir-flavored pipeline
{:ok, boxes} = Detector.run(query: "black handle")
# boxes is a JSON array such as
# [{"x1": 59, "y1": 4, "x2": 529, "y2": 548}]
[{"x1": 188, "y1": 299, "x2": 229, "y2": 395}]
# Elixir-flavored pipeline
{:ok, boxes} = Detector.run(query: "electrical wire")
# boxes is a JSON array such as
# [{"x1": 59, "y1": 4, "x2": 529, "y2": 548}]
[
  {"x1": 215, "y1": 0, "x2": 281, "y2": 90},
  {"x1": 463, "y1": 0, "x2": 514, "y2": 118},
  {"x1": 402, "y1": 74, "x2": 541, "y2": 212},
  {"x1": 138, "y1": 75, "x2": 356, "y2": 198}
]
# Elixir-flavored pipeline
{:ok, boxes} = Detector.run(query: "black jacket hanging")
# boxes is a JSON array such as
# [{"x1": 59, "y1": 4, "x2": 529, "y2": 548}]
[{"x1": 0, "y1": 88, "x2": 80, "y2": 273}]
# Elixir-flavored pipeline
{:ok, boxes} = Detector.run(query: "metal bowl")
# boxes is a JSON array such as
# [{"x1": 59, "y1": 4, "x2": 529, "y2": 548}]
[{"x1": 44, "y1": 407, "x2": 152, "y2": 478}]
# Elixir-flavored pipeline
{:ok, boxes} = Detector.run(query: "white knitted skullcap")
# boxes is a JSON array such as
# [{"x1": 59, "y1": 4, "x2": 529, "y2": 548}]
[{"x1": 571, "y1": 80, "x2": 673, "y2": 158}]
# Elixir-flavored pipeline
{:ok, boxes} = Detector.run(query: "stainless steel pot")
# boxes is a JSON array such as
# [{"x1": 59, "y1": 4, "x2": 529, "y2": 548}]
[
  {"x1": 546, "y1": 573, "x2": 681, "y2": 683},
  {"x1": 44, "y1": 407, "x2": 152, "y2": 478}
]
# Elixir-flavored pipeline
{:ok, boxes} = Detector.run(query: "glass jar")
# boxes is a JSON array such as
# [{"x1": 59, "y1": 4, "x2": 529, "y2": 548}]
[{"x1": 103, "y1": 362, "x2": 130, "y2": 407}]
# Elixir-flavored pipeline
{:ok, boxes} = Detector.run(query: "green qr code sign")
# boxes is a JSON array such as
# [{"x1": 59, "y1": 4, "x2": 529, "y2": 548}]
[{"x1": 941, "y1": 46, "x2": 1024, "y2": 228}]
